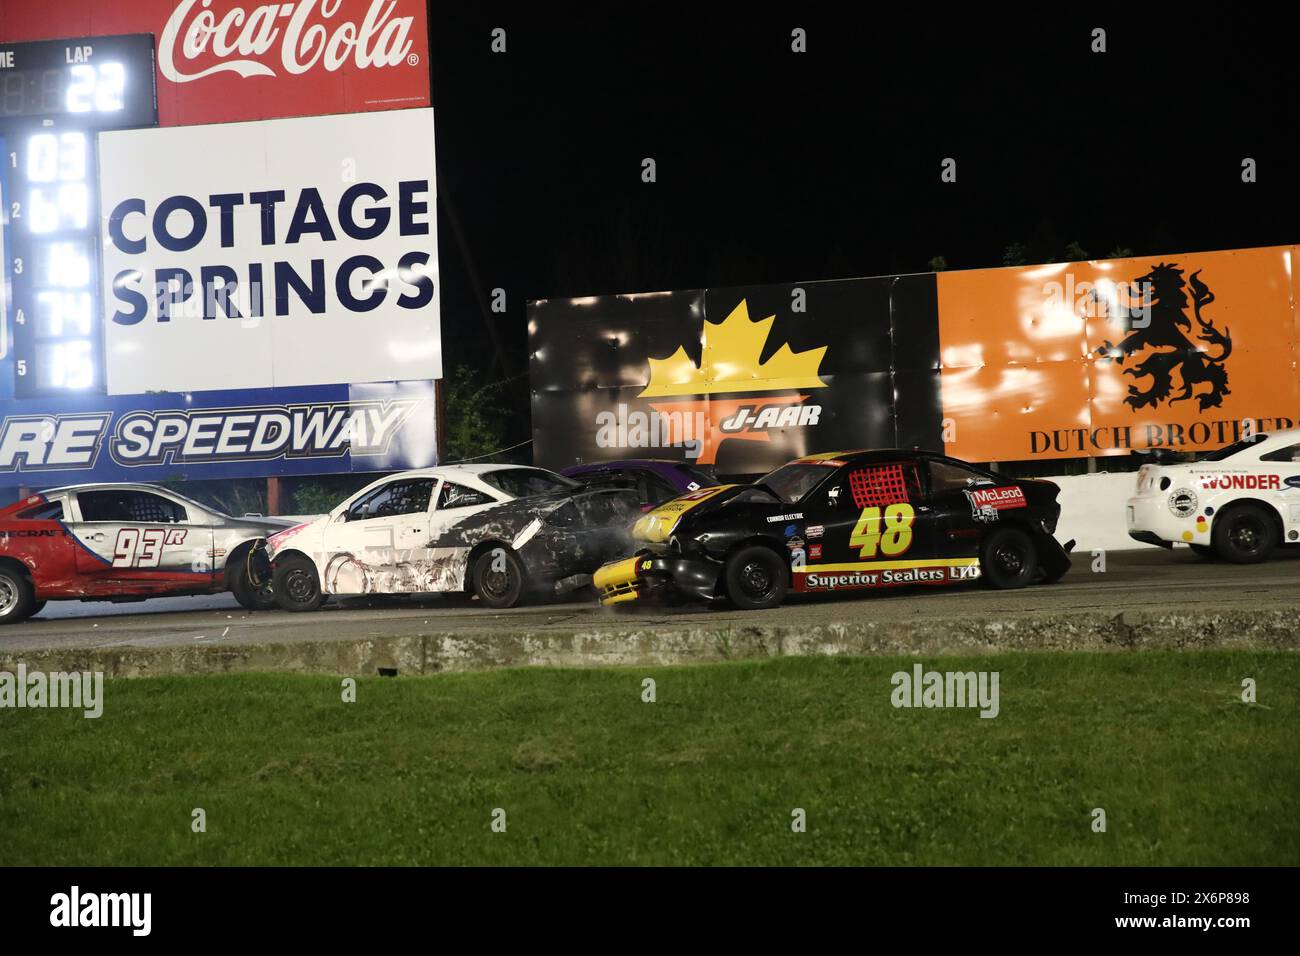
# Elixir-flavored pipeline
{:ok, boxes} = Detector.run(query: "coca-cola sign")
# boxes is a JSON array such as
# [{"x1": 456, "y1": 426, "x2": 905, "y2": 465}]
[
  {"x1": 0, "y1": 0, "x2": 430, "y2": 125},
  {"x1": 158, "y1": 0, "x2": 415, "y2": 83}
]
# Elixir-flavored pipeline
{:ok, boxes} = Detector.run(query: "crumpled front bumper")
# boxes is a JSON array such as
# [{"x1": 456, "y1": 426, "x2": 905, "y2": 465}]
[
  {"x1": 593, "y1": 550, "x2": 722, "y2": 606},
  {"x1": 248, "y1": 539, "x2": 274, "y2": 585},
  {"x1": 1035, "y1": 529, "x2": 1075, "y2": 581}
]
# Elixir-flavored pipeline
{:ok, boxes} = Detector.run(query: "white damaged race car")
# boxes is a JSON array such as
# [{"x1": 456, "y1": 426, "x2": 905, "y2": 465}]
[
  {"x1": 1127, "y1": 429, "x2": 1300, "y2": 562},
  {"x1": 260, "y1": 464, "x2": 638, "y2": 610}
]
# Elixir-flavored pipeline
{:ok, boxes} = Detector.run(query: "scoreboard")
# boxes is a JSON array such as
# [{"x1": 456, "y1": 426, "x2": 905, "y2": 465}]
[
  {"x1": 0, "y1": 4, "x2": 439, "y2": 490},
  {"x1": 0, "y1": 34, "x2": 156, "y2": 400}
]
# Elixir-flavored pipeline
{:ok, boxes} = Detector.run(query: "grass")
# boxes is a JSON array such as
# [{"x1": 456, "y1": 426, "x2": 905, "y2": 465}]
[{"x1": 1, "y1": 651, "x2": 1297, "y2": 865}]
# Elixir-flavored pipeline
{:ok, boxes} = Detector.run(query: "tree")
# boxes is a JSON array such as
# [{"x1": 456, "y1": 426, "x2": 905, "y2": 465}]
[
  {"x1": 1002, "y1": 242, "x2": 1030, "y2": 267},
  {"x1": 1062, "y1": 240, "x2": 1090, "y2": 262},
  {"x1": 440, "y1": 364, "x2": 516, "y2": 463}
]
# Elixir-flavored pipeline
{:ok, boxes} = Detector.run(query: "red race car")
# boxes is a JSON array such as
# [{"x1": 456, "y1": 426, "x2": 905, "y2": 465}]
[{"x1": 0, "y1": 483, "x2": 294, "y2": 625}]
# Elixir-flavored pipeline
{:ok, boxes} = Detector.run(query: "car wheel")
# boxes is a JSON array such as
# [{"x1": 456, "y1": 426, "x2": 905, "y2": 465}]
[
  {"x1": 980, "y1": 528, "x2": 1038, "y2": 589},
  {"x1": 0, "y1": 566, "x2": 37, "y2": 625},
  {"x1": 723, "y1": 545, "x2": 788, "y2": 610},
  {"x1": 472, "y1": 547, "x2": 528, "y2": 609},
  {"x1": 1189, "y1": 543, "x2": 1217, "y2": 560},
  {"x1": 272, "y1": 554, "x2": 325, "y2": 612},
  {"x1": 1212, "y1": 504, "x2": 1277, "y2": 564},
  {"x1": 231, "y1": 566, "x2": 277, "y2": 611},
  {"x1": 229, "y1": 545, "x2": 278, "y2": 611}
]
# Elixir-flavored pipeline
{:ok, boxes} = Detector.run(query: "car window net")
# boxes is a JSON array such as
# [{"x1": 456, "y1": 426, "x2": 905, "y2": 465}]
[{"x1": 849, "y1": 463, "x2": 912, "y2": 508}]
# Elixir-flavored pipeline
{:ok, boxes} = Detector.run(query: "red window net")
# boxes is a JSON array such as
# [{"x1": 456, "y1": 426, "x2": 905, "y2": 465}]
[{"x1": 849, "y1": 463, "x2": 912, "y2": 508}]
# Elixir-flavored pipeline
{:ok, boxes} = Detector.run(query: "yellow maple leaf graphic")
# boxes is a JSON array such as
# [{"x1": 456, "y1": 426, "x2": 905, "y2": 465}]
[{"x1": 639, "y1": 299, "x2": 828, "y2": 397}]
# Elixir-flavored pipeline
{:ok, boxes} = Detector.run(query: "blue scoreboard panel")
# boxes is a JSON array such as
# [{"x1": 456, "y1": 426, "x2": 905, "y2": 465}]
[{"x1": 0, "y1": 34, "x2": 157, "y2": 400}]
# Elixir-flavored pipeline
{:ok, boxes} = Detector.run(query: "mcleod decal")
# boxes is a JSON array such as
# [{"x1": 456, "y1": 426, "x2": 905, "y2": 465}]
[
  {"x1": 964, "y1": 486, "x2": 1026, "y2": 522},
  {"x1": 633, "y1": 300, "x2": 829, "y2": 465}
]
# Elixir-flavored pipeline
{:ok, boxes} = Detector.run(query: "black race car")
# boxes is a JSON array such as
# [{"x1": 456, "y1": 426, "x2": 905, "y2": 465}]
[{"x1": 593, "y1": 449, "x2": 1073, "y2": 610}]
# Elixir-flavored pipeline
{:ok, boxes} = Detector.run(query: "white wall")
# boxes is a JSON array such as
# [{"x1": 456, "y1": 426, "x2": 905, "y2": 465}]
[{"x1": 1048, "y1": 471, "x2": 1155, "y2": 553}]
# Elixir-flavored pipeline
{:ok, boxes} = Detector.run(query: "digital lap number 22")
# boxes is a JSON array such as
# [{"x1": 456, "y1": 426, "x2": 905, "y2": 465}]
[
  {"x1": 111, "y1": 528, "x2": 187, "y2": 567},
  {"x1": 849, "y1": 503, "x2": 914, "y2": 558}
]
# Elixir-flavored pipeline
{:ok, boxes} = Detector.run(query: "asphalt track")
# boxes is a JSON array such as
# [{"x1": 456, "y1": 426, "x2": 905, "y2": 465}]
[{"x1": 3, "y1": 548, "x2": 1298, "y2": 654}]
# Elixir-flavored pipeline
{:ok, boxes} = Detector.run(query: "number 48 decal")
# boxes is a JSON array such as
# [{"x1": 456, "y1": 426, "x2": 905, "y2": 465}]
[{"x1": 850, "y1": 503, "x2": 914, "y2": 558}]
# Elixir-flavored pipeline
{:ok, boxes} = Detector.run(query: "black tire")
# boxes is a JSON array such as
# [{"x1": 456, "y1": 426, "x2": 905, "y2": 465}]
[
  {"x1": 1189, "y1": 543, "x2": 1217, "y2": 560},
  {"x1": 980, "y1": 527, "x2": 1038, "y2": 589},
  {"x1": 272, "y1": 554, "x2": 326, "y2": 612},
  {"x1": 0, "y1": 566, "x2": 37, "y2": 625},
  {"x1": 723, "y1": 545, "x2": 788, "y2": 610},
  {"x1": 229, "y1": 546, "x2": 277, "y2": 611},
  {"x1": 29, "y1": 600, "x2": 47, "y2": 617},
  {"x1": 472, "y1": 547, "x2": 528, "y2": 609},
  {"x1": 1211, "y1": 504, "x2": 1277, "y2": 564}
]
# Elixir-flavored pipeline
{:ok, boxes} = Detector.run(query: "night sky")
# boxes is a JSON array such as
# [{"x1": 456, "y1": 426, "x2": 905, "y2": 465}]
[{"x1": 429, "y1": 5, "x2": 1297, "y2": 398}]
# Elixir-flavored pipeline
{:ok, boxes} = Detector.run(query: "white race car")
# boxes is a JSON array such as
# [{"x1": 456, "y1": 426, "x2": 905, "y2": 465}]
[
  {"x1": 1126, "y1": 429, "x2": 1300, "y2": 562},
  {"x1": 261, "y1": 464, "x2": 638, "y2": 610}
]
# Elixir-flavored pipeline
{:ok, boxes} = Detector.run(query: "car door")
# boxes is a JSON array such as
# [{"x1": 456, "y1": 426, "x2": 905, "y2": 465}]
[
  {"x1": 922, "y1": 458, "x2": 1020, "y2": 578},
  {"x1": 318, "y1": 476, "x2": 437, "y2": 594},
  {"x1": 806, "y1": 460, "x2": 939, "y2": 570},
  {"x1": 68, "y1": 488, "x2": 215, "y2": 594}
]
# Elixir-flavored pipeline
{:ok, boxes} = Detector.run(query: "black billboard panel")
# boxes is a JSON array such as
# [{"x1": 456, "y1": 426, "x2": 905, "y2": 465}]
[
  {"x1": 528, "y1": 275, "x2": 942, "y2": 477},
  {"x1": 529, "y1": 291, "x2": 705, "y2": 393}
]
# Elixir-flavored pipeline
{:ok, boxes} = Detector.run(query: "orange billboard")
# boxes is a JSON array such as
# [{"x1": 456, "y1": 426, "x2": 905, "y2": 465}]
[{"x1": 936, "y1": 245, "x2": 1298, "y2": 462}]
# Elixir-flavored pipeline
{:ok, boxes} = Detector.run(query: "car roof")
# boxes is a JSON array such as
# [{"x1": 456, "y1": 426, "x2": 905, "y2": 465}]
[
  {"x1": 368, "y1": 463, "x2": 559, "y2": 479},
  {"x1": 1233, "y1": 429, "x2": 1300, "y2": 456},
  {"x1": 564, "y1": 459, "x2": 694, "y2": 469},
  {"x1": 790, "y1": 448, "x2": 949, "y2": 465},
  {"x1": 562, "y1": 459, "x2": 706, "y2": 478},
  {"x1": 36, "y1": 482, "x2": 189, "y2": 497}
]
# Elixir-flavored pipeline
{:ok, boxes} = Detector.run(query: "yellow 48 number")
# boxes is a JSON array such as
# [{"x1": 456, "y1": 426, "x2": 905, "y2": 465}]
[{"x1": 850, "y1": 503, "x2": 915, "y2": 558}]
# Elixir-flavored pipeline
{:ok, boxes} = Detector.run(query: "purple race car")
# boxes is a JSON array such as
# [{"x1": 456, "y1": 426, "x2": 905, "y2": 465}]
[{"x1": 560, "y1": 460, "x2": 718, "y2": 508}]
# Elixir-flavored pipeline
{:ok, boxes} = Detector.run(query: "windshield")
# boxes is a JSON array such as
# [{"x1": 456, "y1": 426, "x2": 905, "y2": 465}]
[
  {"x1": 756, "y1": 463, "x2": 837, "y2": 503},
  {"x1": 1197, "y1": 434, "x2": 1268, "y2": 462},
  {"x1": 481, "y1": 467, "x2": 580, "y2": 499}
]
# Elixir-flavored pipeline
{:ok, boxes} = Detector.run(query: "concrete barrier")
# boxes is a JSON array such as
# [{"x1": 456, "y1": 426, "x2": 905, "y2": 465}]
[{"x1": 2, "y1": 606, "x2": 1296, "y2": 678}]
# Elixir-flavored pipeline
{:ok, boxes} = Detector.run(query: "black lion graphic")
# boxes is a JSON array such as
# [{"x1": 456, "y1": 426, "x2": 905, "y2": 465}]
[
  {"x1": 1092, "y1": 264, "x2": 1232, "y2": 413},
  {"x1": 1092, "y1": 261, "x2": 1232, "y2": 411},
  {"x1": 1095, "y1": 262, "x2": 1232, "y2": 412}
]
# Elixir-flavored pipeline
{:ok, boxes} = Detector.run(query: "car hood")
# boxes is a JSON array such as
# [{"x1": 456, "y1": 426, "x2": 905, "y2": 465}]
[{"x1": 631, "y1": 484, "x2": 773, "y2": 542}]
